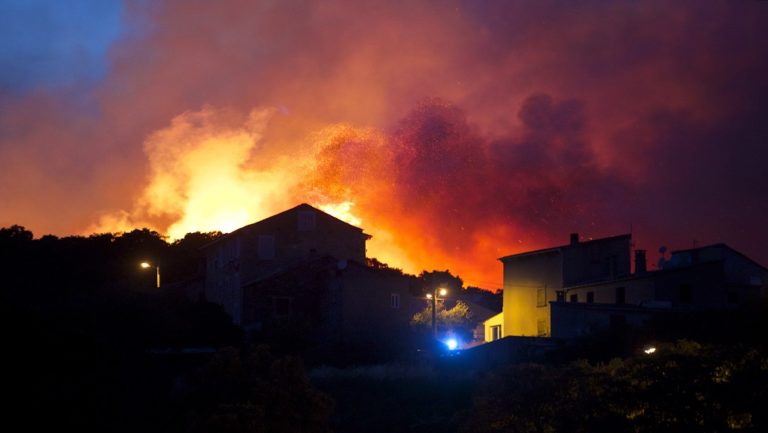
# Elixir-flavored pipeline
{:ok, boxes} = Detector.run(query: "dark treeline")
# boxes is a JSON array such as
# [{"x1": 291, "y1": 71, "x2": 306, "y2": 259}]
[
  {"x1": 460, "y1": 339, "x2": 768, "y2": 433},
  {"x1": 319, "y1": 311, "x2": 768, "y2": 433},
  {"x1": 1, "y1": 225, "x2": 332, "y2": 432}
]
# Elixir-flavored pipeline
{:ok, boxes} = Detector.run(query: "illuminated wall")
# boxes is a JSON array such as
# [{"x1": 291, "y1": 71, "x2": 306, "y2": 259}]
[
  {"x1": 501, "y1": 250, "x2": 563, "y2": 337},
  {"x1": 483, "y1": 312, "x2": 503, "y2": 342},
  {"x1": 498, "y1": 234, "x2": 633, "y2": 338}
]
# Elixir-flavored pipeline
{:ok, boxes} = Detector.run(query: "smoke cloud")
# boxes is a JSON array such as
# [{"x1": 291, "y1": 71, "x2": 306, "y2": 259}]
[{"x1": 2, "y1": 0, "x2": 767, "y2": 287}]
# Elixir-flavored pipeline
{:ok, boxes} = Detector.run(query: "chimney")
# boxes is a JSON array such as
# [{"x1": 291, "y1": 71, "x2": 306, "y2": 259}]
[
  {"x1": 570, "y1": 233, "x2": 579, "y2": 245},
  {"x1": 635, "y1": 249, "x2": 647, "y2": 274}
]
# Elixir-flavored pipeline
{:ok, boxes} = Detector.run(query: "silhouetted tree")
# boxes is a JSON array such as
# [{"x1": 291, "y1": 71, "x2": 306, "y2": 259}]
[
  {"x1": 419, "y1": 269, "x2": 463, "y2": 293},
  {"x1": 0, "y1": 224, "x2": 33, "y2": 241},
  {"x1": 411, "y1": 299, "x2": 474, "y2": 341}
]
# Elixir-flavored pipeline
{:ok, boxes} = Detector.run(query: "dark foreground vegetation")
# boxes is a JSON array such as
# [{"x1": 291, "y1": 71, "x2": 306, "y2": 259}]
[{"x1": 3, "y1": 225, "x2": 767, "y2": 432}]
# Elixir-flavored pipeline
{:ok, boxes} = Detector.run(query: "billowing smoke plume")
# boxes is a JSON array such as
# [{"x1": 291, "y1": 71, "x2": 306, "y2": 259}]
[{"x1": 2, "y1": 0, "x2": 768, "y2": 287}]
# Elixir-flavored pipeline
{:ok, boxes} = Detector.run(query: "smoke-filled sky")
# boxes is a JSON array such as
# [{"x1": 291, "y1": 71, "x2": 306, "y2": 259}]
[{"x1": 2, "y1": 0, "x2": 767, "y2": 288}]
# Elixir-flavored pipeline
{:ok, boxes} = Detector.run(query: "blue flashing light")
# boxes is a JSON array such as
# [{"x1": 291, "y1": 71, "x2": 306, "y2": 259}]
[{"x1": 445, "y1": 338, "x2": 458, "y2": 351}]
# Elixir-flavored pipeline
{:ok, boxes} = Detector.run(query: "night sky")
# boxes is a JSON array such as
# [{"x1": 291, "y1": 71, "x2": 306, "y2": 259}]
[{"x1": 1, "y1": 0, "x2": 767, "y2": 288}]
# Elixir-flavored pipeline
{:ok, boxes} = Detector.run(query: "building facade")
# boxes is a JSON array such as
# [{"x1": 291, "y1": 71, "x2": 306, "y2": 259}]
[
  {"x1": 498, "y1": 233, "x2": 631, "y2": 337},
  {"x1": 203, "y1": 203, "x2": 370, "y2": 324},
  {"x1": 490, "y1": 234, "x2": 768, "y2": 340}
]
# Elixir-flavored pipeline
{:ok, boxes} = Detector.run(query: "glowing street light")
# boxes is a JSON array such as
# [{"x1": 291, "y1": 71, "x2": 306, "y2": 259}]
[
  {"x1": 643, "y1": 346, "x2": 657, "y2": 355},
  {"x1": 427, "y1": 287, "x2": 448, "y2": 338},
  {"x1": 140, "y1": 261, "x2": 160, "y2": 288}
]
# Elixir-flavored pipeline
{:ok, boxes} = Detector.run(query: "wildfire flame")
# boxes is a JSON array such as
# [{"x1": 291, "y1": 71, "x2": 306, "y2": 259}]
[
  {"x1": 90, "y1": 106, "x2": 433, "y2": 279},
  {"x1": 318, "y1": 201, "x2": 362, "y2": 227},
  {"x1": 94, "y1": 91, "x2": 642, "y2": 290}
]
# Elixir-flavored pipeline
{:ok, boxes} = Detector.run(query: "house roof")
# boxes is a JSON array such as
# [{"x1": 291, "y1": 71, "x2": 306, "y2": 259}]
[
  {"x1": 201, "y1": 203, "x2": 370, "y2": 250},
  {"x1": 670, "y1": 243, "x2": 768, "y2": 272},
  {"x1": 498, "y1": 233, "x2": 631, "y2": 262}
]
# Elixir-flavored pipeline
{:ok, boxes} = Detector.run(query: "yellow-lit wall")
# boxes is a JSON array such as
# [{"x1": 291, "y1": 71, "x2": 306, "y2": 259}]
[
  {"x1": 502, "y1": 251, "x2": 563, "y2": 337},
  {"x1": 483, "y1": 312, "x2": 504, "y2": 342}
]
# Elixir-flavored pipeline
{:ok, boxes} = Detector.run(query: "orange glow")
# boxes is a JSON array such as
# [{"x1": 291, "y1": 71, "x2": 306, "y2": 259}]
[
  {"x1": 5, "y1": 2, "x2": 767, "y2": 290},
  {"x1": 318, "y1": 201, "x2": 362, "y2": 227},
  {"x1": 90, "y1": 106, "x2": 508, "y2": 288}
]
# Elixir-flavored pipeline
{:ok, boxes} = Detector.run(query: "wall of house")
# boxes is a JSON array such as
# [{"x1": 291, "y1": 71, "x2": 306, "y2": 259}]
[
  {"x1": 338, "y1": 266, "x2": 420, "y2": 345},
  {"x1": 565, "y1": 276, "x2": 656, "y2": 306},
  {"x1": 502, "y1": 250, "x2": 563, "y2": 337},
  {"x1": 237, "y1": 207, "x2": 367, "y2": 285},
  {"x1": 722, "y1": 249, "x2": 768, "y2": 288},
  {"x1": 652, "y1": 262, "x2": 730, "y2": 307},
  {"x1": 204, "y1": 205, "x2": 368, "y2": 325},
  {"x1": 550, "y1": 302, "x2": 653, "y2": 338},
  {"x1": 484, "y1": 312, "x2": 503, "y2": 342},
  {"x1": 562, "y1": 235, "x2": 631, "y2": 286},
  {"x1": 565, "y1": 253, "x2": 768, "y2": 311},
  {"x1": 205, "y1": 234, "x2": 243, "y2": 324}
]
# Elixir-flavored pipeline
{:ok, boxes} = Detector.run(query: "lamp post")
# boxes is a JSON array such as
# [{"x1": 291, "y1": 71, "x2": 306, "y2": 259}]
[
  {"x1": 140, "y1": 261, "x2": 160, "y2": 288},
  {"x1": 426, "y1": 287, "x2": 447, "y2": 338}
]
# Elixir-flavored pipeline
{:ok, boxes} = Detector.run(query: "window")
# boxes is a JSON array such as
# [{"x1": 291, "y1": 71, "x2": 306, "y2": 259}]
[
  {"x1": 569, "y1": 293, "x2": 578, "y2": 303},
  {"x1": 273, "y1": 297, "x2": 291, "y2": 318},
  {"x1": 490, "y1": 325, "x2": 502, "y2": 341},
  {"x1": 258, "y1": 234, "x2": 275, "y2": 259},
  {"x1": 537, "y1": 319, "x2": 548, "y2": 337},
  {"x1": 615, "y1": 286, "x2": 626, "y2": 305},
  {"x1": 587, "y1": 292, "x2": 594, "y2": 303},
  {"x1": 679, "y1": 284, "x2": 692, "y2": 303},
  {"x1": 390, "y1": 293, "x2": 400, "y2": 309},
  {"x1": 297, "y1": 210, "x2": 316, "y2": 231},
  {"x1": 537, "y1": 288, "x2": 547, "y2": 307}
]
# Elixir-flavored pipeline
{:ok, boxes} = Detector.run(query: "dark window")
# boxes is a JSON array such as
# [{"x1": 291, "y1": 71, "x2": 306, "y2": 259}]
[
  {"x1": 679, "y1": 284, "x2": 693, "y2": 303},
  {"x1": 490, "y1": 325, "x2": 502, "y2": 341},
  {"x1": 615, "y1": 286, "x2": 626, "y2": 305},
  {"x1": 556, "y1": 290, "x2": 565, "y2": 302},
  {"x1": 273, "y1": 297, "x2": 291, "y2": 317},
  {"x1": 537, "y1": 288, "x2": 547, "y2": 307},
  {"x1": 587, "y1": 292, "x2": 595, "y2": 303},
  {"x1": 569, "y1": 294, "x2": 578, "y2": 303},
  {"x1": 391, "y1": 293, "x2": 400, "y2": 309},
  {"x1": 297, "y1": 210, "x2": 316, "y2": 231}
]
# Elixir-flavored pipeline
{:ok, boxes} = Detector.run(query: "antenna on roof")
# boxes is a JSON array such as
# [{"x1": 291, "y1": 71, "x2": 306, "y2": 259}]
[{"x1": 657, "y1": 246, "x2": 668, "y2": 270}]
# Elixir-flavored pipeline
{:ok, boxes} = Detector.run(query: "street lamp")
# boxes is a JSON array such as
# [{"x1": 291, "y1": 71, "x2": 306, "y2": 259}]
[
  {"x1": 426, "y1": 287, "x2": 448, "y2": 338},
  {"x1": 140, "y1": 261, "x2": 160, "y2": 288}
]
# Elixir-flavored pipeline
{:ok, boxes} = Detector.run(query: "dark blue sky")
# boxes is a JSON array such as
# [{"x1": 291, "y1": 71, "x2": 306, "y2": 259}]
[{"x1": 0, "y1": 0, "x2": 123, "y2": 93}]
